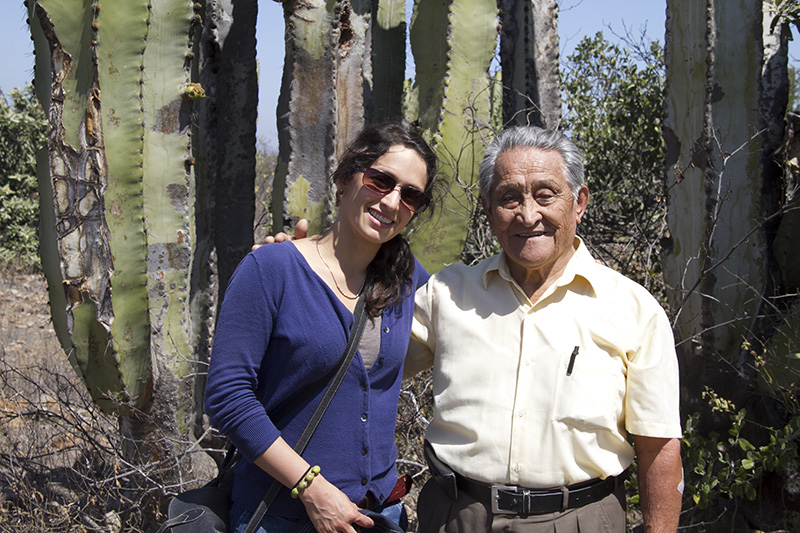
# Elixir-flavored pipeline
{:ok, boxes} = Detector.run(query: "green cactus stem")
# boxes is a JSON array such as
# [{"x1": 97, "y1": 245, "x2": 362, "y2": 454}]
[
  {"x1": 273, "y1": 0, "x2": 338, "y2": 236},
  {"x1": 30, "y1": 0, "x2": 201, "y2": 426},
  {"x1": 407, "y1": 0, "x2": 499, "y2": 272},
  {"x1": 371, "y1": 0, "x2": 406, "y2": 122}
]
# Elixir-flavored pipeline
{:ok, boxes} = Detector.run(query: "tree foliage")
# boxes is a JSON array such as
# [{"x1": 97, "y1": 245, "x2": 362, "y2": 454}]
[
  {"x1": 0, "y1": 85, "x2": 46, "y2": 269},
  {"x1": 562, "y1": 33, "x2": 666, "y2": 295},
  {"x1": 770, "y1": 0, "x2": 800, "y2": 40}
]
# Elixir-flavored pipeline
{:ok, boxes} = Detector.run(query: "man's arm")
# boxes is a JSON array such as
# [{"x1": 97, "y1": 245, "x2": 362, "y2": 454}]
[{"x1": 634, "y1": 435, "x2": 682, "y2": 532}]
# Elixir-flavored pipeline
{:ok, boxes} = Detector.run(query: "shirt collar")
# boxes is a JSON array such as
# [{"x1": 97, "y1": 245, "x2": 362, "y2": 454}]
[{"x1": 481, "y1": 237, "x2": 600, "y2": 297}]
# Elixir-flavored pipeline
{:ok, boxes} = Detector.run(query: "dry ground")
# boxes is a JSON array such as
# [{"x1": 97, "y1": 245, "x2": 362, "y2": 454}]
[
  {"x1": 0, "y1": 268, "x2": 62, "y2": 370},
  {"x1": 0, "y1": 269, "x2": 132, "y2": 532}
]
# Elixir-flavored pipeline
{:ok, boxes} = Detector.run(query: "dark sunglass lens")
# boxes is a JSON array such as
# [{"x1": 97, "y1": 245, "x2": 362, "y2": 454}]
[
  {"x1": 364, "y1": 168, "x2": 395, "y2": 192},
  {"x1": 402, "y1": 189, "x2": 427, "y2": 210}
]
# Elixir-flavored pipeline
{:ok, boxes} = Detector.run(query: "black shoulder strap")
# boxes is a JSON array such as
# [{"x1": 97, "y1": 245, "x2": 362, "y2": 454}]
[{"x1": 243, "y1": 293, "x2": 370, "y2": 533}]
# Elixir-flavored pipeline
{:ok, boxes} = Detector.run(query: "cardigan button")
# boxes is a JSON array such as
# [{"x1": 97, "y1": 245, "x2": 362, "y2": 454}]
[
  {"x1": 382, "y1": 326, "x2": 390, "y2": 333},
  {"x1": 361, "y1": 448, "x2": 368, "y2": 456},
  {"x1": 361, "y1": 478, "x2": 368, "y2": 486},
  {"x1": 361, "y1": 414, "x2": 368, "y2": 422},
  {"x1": 361, "y1": 383, "x2": 367, "y2": 391}
]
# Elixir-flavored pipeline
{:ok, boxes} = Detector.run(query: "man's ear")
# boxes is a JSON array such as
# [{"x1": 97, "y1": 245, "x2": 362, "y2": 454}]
[
  {"x1": 575, "y1": 186, "x2": 589, "y2": 223},
  {"x1": 480, "y1": 195, "x2": 493, "y2": 224}
]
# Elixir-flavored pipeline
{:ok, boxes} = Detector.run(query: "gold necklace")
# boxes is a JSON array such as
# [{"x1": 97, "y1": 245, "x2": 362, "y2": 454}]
[{"x1": 315, "y1": 238, "x2": 365, "y2": 300}]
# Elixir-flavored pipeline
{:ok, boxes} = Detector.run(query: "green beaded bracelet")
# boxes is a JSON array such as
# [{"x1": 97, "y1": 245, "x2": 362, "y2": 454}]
[{"x1": 290, "y1": 465, "x2": 321, "y2": 499}]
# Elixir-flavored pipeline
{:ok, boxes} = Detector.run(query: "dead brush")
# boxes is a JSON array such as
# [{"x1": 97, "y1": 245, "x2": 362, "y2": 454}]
[{"x1": 0, "y1": 353, "x2": 161, "y2": 531}]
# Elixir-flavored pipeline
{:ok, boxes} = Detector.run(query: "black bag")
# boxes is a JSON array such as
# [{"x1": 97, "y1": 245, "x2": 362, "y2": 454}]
[
  {"x1": 157, "y1": 448, "x2": 237, "y2": 533},
  {"x1": 162, "y1": 485, "x2": 230, "y2": 532}
]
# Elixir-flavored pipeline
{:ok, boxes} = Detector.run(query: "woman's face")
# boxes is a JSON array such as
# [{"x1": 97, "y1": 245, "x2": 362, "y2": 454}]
[{"x1": 337, "y1": 145, "x2": 429, "y2": 246}]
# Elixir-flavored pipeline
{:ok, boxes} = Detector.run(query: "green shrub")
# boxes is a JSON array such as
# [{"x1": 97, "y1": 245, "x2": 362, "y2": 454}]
[
  {"x1": 562, "y1": 33, "x2": 666, "y2": 297},
  {"x1": 0, "y1": 85, "x2": 47, "y2": 269}
]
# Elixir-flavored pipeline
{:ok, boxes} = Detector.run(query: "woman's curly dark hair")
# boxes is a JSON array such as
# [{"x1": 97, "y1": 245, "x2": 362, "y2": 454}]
[{"x1": 330, "y1": 122, "x2": 442, "y2": 316}]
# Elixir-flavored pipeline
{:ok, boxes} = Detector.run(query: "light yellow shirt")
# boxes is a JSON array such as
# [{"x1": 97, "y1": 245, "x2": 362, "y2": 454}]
[{"x1": 406, "y1": 238, "x2": 681, "y2": 488}]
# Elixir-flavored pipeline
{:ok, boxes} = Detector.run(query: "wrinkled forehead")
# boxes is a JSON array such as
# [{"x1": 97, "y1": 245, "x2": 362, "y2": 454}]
[{"x1": 492, "y1": 147, "x2": 567, "y2": 189}]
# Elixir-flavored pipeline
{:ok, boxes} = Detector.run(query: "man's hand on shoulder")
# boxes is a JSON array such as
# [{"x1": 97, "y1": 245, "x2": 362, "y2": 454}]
[{"x1": 252, "y1": 218, "x2": 309, "y2": 250}]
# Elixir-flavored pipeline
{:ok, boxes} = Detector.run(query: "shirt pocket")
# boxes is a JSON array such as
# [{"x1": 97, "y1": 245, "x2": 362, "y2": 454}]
[{"x1": 551, "y1": 346, "x2": 626, "y2": 432}]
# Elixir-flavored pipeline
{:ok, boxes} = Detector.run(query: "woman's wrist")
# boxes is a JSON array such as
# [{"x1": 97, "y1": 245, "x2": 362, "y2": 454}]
[
  {"x1": 298, "y1": 472, "x2": 329, "y2": 504},
  {"x1": 291, "y1": 465, "x2": 321, "y2": 499}
]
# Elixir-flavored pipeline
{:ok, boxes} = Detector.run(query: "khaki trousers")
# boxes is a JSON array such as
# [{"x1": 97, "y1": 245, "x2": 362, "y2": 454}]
[{"x1": 416, "y1": 477, "x2": 626, "y2": 533}]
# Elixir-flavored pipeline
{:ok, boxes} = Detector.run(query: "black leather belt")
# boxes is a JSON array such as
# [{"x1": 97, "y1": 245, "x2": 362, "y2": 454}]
[{"x1": 455, "y1": 469, "x2": 629, "y2": 516}]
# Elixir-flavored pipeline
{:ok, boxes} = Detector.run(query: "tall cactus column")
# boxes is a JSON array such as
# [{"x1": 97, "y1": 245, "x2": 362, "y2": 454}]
[
  {"x1": 370, "y1": 0, "x2": 407, "y2": 122},
  {"x1": 273, "y1": 0, "x2": 375, "y2": 235},
  {"x1": 29, "y1": 0, "x2": 214, "y2": 480},
  {"x1": 198, "y1": 0, "x2": 258, "y2": 297},
  {"x1": 498, "y1": 0, "x2": 561, "y2": 128},
  {"x1": 407, "y1": 0, "x2": 499, "y2": 271},
  {"x1": 662, "y1": 0, "x2": 788, "y2": 411}
]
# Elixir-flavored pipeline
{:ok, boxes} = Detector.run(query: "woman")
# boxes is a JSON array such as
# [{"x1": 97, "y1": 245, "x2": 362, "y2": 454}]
[{"x1": 204, "y1": 122, "x2": 440, "y2": 533}]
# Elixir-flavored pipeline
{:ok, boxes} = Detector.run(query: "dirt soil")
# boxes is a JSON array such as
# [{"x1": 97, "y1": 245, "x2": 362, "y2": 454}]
[{"x1": 0, "y1": 269, "x2": 63, "y2": 368}]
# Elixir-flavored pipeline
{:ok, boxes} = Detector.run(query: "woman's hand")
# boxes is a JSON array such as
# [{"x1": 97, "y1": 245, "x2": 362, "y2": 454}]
[
  {"x1": 299, "y1": 475, "x2": 374, "y2": 533},
  {"x1": 253, "y1": 440, "x2": 373, "y2": 532}
]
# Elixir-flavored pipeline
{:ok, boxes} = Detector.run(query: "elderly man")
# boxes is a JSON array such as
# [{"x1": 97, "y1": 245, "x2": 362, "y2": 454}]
[{"x1": 404, "y1": 126, "x2": 682, "y2": 532}]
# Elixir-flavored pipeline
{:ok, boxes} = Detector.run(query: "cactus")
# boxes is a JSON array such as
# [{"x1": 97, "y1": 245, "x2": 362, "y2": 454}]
[
  {"x1": 662, "y1": 0, "x2": 786, "y2": 362},
  {"x1": 498, "y1": 0, "x2": 560, "y2": 128},
  {"x1": 198, "y1": 0, "x2": 258, "y2": 293},
  {"x1": 28, "y1": 0, "x2": 217, "y2": 475},
  {"x1": 273, "y1": 0, "x2": 389, "y2": 236},
  {"x1": 371, "y1": 0, "x2": 407, "y2": 122},
  {"x1": 28, "y1": 0, "x2": 565, "y2": 493},
  {"x1": 268, "y1": 0, "x2": 561, "y2": 271},
  {"x1": 31, "y1": 0, "x2": 150, "y2": 413},
  {"x1": 273, "y1": 0, "x2": 349, "y2": 236},
  {"x1": 405, "y1": 0, "x2": 500, "y2": 271}
]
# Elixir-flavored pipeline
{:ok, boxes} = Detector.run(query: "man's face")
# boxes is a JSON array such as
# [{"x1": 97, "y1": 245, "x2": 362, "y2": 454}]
[{"x1": 482, "y1": 147, "x2": 589, "y2": 285}]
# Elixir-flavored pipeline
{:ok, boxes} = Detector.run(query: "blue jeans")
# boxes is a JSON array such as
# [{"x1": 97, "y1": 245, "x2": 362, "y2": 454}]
[{"x1": 231, "y1": 498, "x2": 407, "y2": 533}]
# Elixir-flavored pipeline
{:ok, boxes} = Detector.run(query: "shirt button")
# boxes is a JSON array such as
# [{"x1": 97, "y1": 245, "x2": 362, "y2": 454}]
[
  {"x1": 361, "y1": 448, "x2": 368, "y2": 456},
  {"x1": 513, "y1": 464, "x2": 520, "y2": 473},
  {"x1": 383, "y1": 326, "x2": 390, "y2": 333},
  {"x1": 361, "y1": 414, "x2": 368, "y2": 422},
  {"x1": 517, "y1": 410, "x2": 525, "y2": 418}
]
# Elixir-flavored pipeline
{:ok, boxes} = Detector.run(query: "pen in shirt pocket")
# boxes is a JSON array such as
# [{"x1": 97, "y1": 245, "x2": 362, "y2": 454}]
[{"x1": 566, "y1": 346, "x2": 579, "y2": 376}]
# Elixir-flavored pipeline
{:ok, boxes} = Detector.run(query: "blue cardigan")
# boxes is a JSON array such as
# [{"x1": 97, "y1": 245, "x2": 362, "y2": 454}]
[{"x1": 204, "y1": 242, "x2": 429, "y2": 519}]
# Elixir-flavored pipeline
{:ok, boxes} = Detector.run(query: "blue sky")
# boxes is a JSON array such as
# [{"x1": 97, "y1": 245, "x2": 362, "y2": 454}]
[{"x1": 1, "y1": 1, "x2": 668, "y2": 148}]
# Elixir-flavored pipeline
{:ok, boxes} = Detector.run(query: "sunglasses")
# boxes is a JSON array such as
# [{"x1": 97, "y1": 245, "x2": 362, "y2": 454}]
[{"x1": 356, "y1": 167, "x2": 429, "y2": 212}]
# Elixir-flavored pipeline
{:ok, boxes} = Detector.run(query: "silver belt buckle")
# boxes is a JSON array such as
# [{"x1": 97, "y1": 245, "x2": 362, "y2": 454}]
[{"x1": 490, "y1": 484, "x2": 518, "y2": 514}]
